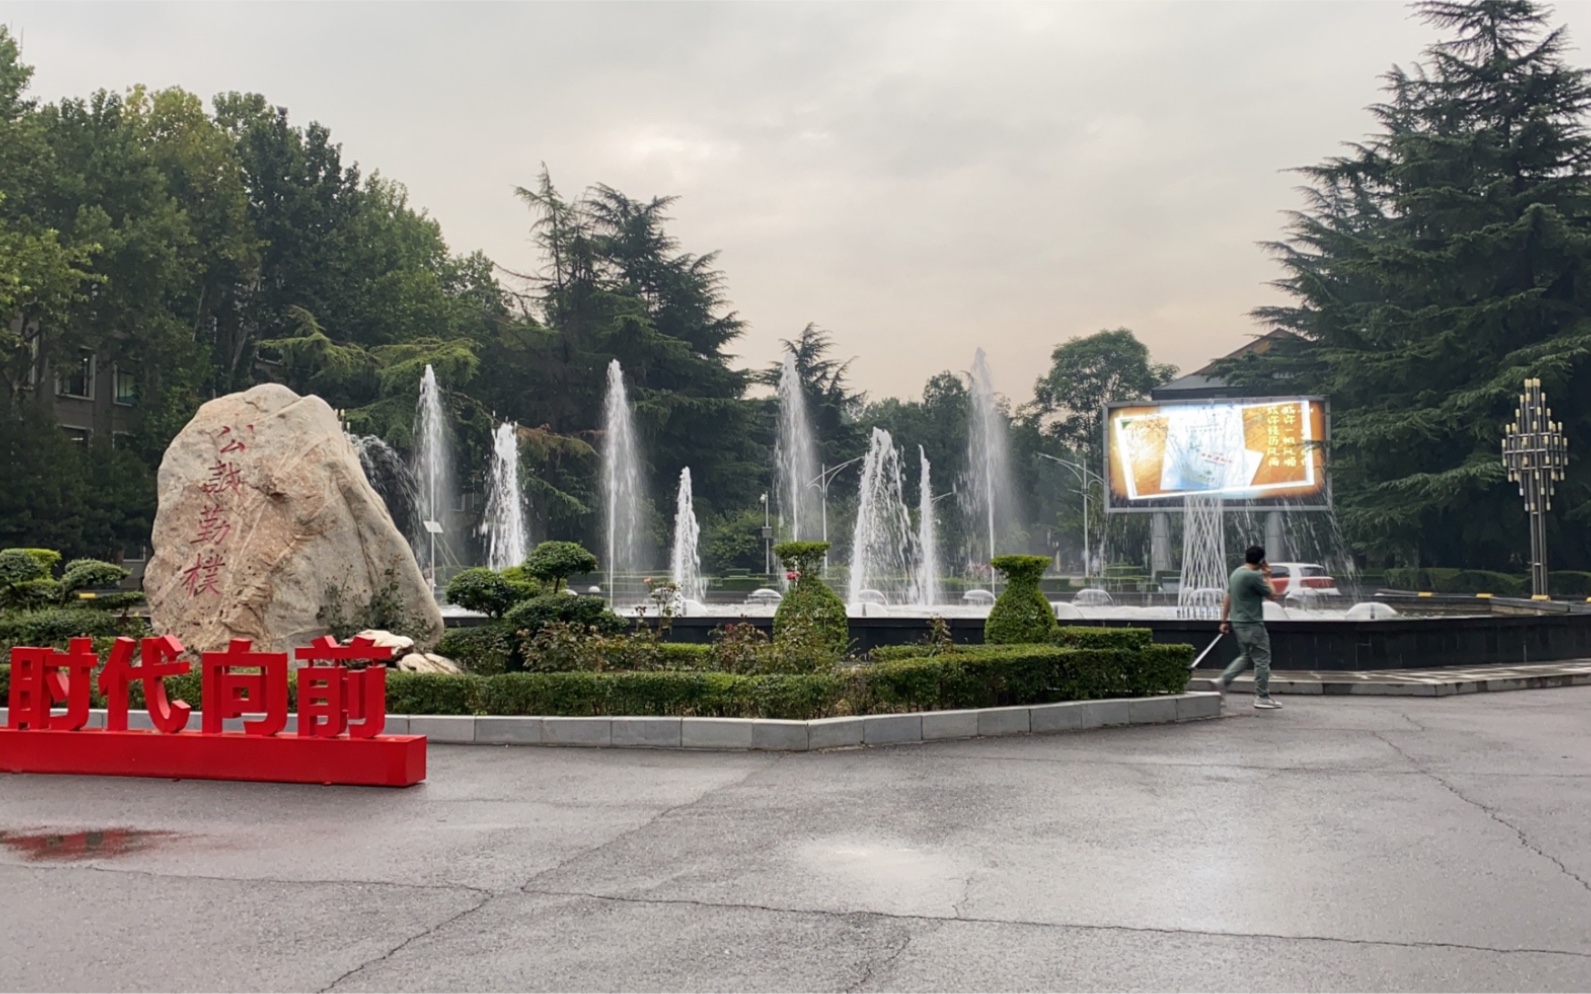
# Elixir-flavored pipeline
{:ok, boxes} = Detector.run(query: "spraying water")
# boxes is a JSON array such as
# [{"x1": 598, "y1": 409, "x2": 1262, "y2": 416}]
[
  {"x1": 849, "y1": 427, "x2": 916, "y2": 606},
  {"x1": 602, "y1": 360, "x2": 644, "y2": 602},
  {"x1": 775, "y1": 350, "x2": 821, "y2": 543},
  {"x1": 481, "y1": 421, "x2": 528, "y2": 571},
  {"x1": 350, "y1": 433, "x2": 416, "y2": 527},
  {"x1": 966, "y1": 349, "x2": 1017, "y2": 574},
  {"x1": 1178, "y1": 494, "x2": 1226, "y2": 619},
  {"x1": 913, "y1": 447, "x2": 941, "y2": 607},
  {"x1": 410, "y1": 364, "x2": 455, "y2": 590},
  {"x1": 670, "y1": 467, "x2": 704, "y2": 606}
]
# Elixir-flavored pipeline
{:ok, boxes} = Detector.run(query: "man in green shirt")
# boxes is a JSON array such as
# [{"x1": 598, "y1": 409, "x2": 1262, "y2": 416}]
[{"x1": 1214, "y1": 544, "x2": 1282, "y2": 709}]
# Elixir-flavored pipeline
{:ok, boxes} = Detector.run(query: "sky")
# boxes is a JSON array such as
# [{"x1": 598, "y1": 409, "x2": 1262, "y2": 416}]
[{"x1": 7, "y1": 1, "x2": 1591, "y2": 403}]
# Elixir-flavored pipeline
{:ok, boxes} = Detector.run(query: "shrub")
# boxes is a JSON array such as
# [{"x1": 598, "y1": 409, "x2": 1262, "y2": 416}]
[
  {"x1": 436, "y1": 623, "x2": 518, "y2": 675},
  {"x1": 446, "y1": 568, "x2": 521, "y2": 619},
  {"x1": 1052, "y1": 626, "x2": 1153, "y2": 650},
  {"x1": 0, "y1": 549, "x2": 48, "y2": 585},
  {"x1": 60, "y1": 559, "x2": 130, "y2": 595},
  {"x1": 505, "y1": 594, "x2": 624, "y2": 638},
  {"x1": 772, "y1": 541, "x2": 848, "y2": 654},
  {"x1": 1383, "y1": 567, "x2": 1527, "y2": 596},
  {"x1": 318, "y1": 565, "x2": 430, "y2": 643},
  {"x1": 0, "y1": 608, "x2": 135, "y2": 648},
  {"x1": 379, "y1": 639, "x2": 1193, "y2": 719},
  {"x1": 1549, "y1": 571, "x2": 1591, "y2": 596},
  {"x1": 985, "y1": 555, "x2": 1057, "y2": 644},
  {"x1": 523, "y1": 541, "x2": 599, "y2": 592}
]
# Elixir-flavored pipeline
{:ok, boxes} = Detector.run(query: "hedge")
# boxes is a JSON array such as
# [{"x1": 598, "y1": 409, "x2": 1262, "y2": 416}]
[
  {"x1": 1382, "y1": 568, "x2": 1527, "y2": 596},
  {"x1": 870, "y1": 625, "x2": 1153, "y2": 661},
  {"x1": 2, "y1": 642, "x2": 1193, "y2": 721}
]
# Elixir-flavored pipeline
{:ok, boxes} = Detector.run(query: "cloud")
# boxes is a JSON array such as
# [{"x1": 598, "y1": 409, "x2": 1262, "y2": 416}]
[{"x1": 7, "y1": 0, "x2": 1590, "y2": 402}]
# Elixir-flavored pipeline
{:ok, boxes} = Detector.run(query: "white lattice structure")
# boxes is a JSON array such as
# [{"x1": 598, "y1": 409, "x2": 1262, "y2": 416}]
[{"x1": 1178, "y1": 494, "x2": 1226, "y2": 619}]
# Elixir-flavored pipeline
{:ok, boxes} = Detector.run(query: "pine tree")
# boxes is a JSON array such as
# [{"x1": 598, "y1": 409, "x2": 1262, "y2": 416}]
[{"x1": 1233, "y1": 0, "x2": 1591, "y2": 568}]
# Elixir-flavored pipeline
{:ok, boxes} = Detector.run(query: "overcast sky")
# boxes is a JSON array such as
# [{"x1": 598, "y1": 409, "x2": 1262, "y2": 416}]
[{"x1": 7, "y1": 2, "x2": 1591, "y2": 402}]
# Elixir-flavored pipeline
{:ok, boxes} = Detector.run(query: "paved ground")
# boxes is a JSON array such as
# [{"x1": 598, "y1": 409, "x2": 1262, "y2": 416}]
[
  {"x1": 3, "y1": 688, "x2": 1590, "y2": 993},
  {"x1": 1199, "y1": 659, "x2": 1591, "y2": 696}
]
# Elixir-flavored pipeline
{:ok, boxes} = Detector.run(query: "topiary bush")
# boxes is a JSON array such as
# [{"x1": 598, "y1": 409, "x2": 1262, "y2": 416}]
[
  {"x1": 60, "y1": 559, "x2": 130, "y2": 601},
  {"x1": 436, "y1": 622, "x2": 518, "y2": 675},
  {"x1": 985, "y1": 555, "x2": 1058, "y2": 644},
  {"x1": 446, "y1": 568, "x2": 524, "y2": 619},
  {"x1": 523, "y1": 541, "x2": 600, "y2": 593},
  {"x1": 505, "y1": 594, "x2": 624, "y2": 637},
  {"x1": 773, "y1": 541, "x2": 848, "y2": 655}
]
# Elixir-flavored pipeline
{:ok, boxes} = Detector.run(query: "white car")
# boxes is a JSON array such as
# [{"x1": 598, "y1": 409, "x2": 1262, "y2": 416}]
[{"x1": 1266, "y1": 562, "x2": 1340, "y2": 596}]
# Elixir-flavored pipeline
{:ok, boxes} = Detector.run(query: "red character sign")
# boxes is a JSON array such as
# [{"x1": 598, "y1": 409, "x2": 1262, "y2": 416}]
[{"x1": 2, "y1": 632, "x2": 423, "y2": 787}]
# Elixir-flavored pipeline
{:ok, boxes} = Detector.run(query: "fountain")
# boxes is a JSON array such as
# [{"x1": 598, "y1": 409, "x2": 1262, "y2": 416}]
[
  {"x1": 349, "y1": 433, "x2": 415, "y2": 526},
  {"x1": 670, "y1": 467, "x2": 705, "y2": 609},
  {"x1": 966, "y1": 349, "x2": 1017, "y2": 573},
  {"x1": 849, "y1": 427, "x2": 916, "y2": 607},
  {"x1": 602, "y1": 360, "x2": 644, "y2": 603},
  {"x1": 1178, "y1": 494, "x2": 1226, "y2": 619},
  {"x1": 912, "y1": 447, "x2": 941, "y2": 607},
  {"x1": 410, "y1": 364, "x2": 456, "y2": 590},
  {"x1": 775, "y1": 350, "x2": 821, "y2": 543},
  {"x1": 481, "y1": 421, "x2": 528, "y2": 571}
]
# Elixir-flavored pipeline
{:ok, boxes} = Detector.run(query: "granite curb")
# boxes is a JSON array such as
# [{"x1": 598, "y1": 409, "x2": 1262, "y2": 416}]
[{"x1": 0, "y1": 692, "x2": 1221, "y2": 752}]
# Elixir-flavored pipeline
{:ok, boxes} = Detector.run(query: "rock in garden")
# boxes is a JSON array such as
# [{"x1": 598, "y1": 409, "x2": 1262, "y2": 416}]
[
  {"x1": 145, "y1": 383, "x2": 444, "y2": 654},
  {"x1": 354, "y1": 629, "x2": 416, "y2": 655},
  {"x1": 397, "y1": 652, "x2": 461, "y2": 674}
]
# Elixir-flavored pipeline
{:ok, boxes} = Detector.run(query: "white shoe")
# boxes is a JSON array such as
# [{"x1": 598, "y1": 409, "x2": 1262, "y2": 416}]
[{"x1": 1254, "y1": 697, "x2": 1283, "y2": 710}]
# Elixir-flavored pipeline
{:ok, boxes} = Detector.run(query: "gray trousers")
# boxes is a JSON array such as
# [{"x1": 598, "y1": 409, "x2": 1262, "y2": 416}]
[{"x1": 1219, "y1": 622, "x2": 1272, "y2": 698}]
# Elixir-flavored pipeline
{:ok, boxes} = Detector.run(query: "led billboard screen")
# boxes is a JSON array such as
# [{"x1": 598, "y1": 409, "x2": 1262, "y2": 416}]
[{"x1": 1105, "y1": 397, "x2": 1328, "y2": 511}]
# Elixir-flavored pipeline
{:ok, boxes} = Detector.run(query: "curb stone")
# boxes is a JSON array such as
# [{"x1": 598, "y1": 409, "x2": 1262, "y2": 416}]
[{"x1": 0, "y1": 693, "x2": 1222, "y2": 753}]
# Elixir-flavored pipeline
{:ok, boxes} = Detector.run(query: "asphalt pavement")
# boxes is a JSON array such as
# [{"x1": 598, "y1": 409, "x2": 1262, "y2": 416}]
[{"x1": 2, "y1": 687, "x2": 1589, "y2": 992}]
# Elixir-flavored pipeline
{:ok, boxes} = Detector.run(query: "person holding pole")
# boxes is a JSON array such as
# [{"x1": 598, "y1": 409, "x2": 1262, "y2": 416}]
[{"x1": 1214, "y1": 544, "x2": 1283, "y2": 709}]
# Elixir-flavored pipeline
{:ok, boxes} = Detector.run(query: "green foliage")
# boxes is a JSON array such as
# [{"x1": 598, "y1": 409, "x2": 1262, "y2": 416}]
[
  {"x1": 1021, "y1": 328, "x2": 1176, "y2": 468},
  {"x1": 60, "y1": 558, "x2": 128, "y2": 594},
  {"x1": 522, "y1": 541, "x2": 599, "y2": 592},
  {"x1": 1548, "y1": 571, "x2": 1591, "y2": 596},
  {"x1": 772, "y1": 541, "x2": 849, "y2": 654},
  {"x1": 1383, "y1": 568, "x2": 1527, "y2": 596},
  {"x1": 0, "y1": 549, "x2": 47, "y2": 585},
  {"x1": 986, "y1": 555, "x2": 1058, "y2": 644},
  {"x1": 445, "y1": 567, "x2": 534, "y2": 619},
  {"x1": 1225, "y1": 1, "x2": 1591, "y2": 568},
  {"x1": 436, "y1": 623, "x2": 517, "y2": 676},
  {"x1": 504, "y1": 594, "x2": 623, "y2": 638},
  {"x1": 0, "y1": 607, "x2": 137, "y2": 648},
  {"x1": 381, "y1": 640, "x2": 1193, "y2": 719},
  {"x1": 317, "y1": 566, "x2": 428, "y2": 643},
  {"x1": 871, "y1": 625, "x2": 1155, "y2": 662}
]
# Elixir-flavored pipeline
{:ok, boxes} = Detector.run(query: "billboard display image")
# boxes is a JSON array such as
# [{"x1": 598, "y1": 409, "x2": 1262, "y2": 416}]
[{"x1": 1105, "y1": 397, "x2": 1328, "y2": 510}]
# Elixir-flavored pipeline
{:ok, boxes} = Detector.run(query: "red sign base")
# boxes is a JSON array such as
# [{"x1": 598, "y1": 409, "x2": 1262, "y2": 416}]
[{"x1": 0, "y1": 728, "x2": 426, "y2": 787}]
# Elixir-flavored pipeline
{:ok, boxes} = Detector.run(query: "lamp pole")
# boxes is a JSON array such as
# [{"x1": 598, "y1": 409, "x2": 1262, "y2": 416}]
[
  {"x1": 760, "y1": 493, "x2": 771, "y2": 577},
  {"x1": 1502, "y1": 379, "x2": 1569, "y2": 600},
  {"x1": 1037, "y1": 454, "x2": 1103, "y2": 582},
  {"x1": 808, "y1": 456, "x2": 864, "y2": 572}
]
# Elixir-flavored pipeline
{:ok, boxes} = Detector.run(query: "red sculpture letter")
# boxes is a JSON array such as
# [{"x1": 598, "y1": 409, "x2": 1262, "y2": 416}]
[
  {"x1": 201, "y1": 639, "x2": 289, "y2": 736},
  {"x1": 98, "y1": 635, "x2": 192, "y2": 733},
  {"x1": 6, "y1": 640, "x2": 99, "y2": 730},
  {"x1": 293, "y1": 635, "x2": 395, "y2": 739}
]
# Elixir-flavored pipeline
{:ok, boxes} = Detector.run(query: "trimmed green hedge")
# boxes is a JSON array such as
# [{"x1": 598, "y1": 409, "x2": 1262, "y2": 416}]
[
  {"x1": 986, "y1": 555, "x2": 1058, "y2": 644},
  {"x1": 871, "y1": 625, "x2": 1153, "y2": 662},
  {"x1": 1383, "y1": 568, "x2": 1527, "y2": 596},
  {"x1": 3, "y1": 640, "x2": 1192, "y2": 721}
]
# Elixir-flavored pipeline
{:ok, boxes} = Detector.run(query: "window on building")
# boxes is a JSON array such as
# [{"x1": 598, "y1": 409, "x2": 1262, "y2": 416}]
[
  {"x1": 62, "y1": 426, "x2": 91, "y2": 445},
  {"x1": 114, "y1": 366, "x2": 137, "y2": 406},
  {"x1": 58, "y1": 350, "x2": 94, "y2": 399}
]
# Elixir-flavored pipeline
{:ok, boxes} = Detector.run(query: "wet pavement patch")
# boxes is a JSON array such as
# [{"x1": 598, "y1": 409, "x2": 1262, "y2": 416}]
[{"x1": 0, "y1": 828, "x2": 180, "y2": 862}]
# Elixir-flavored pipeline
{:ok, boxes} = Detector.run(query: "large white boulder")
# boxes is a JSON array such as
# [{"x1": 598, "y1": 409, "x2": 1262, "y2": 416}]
[{"x1": 145, "y1": 384, "x2": 443, "y2": 654}]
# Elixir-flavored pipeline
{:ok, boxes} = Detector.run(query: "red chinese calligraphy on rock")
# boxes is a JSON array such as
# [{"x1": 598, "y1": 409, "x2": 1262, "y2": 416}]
[
  {"x1": 98, "y1": 635, "x2": 192, "y2": 733},
  {"x1": 182, "y1": 551, "x2": 225, "y2": 597},
  {"x1": 201, "y1": 639, "x2": 290, "y2": 736},
  {"x1": 191, "y1": 503, "x2": 233, "y2": 546},
  {"x1": 294, "y1": 635, "x2": 394, "y2": 739}
]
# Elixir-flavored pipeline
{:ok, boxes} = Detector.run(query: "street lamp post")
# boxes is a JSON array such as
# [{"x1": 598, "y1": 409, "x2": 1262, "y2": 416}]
[
  {"x1": 1502, "y1": 379, "x2": 1569, "y2": 600},
  {"x1": 807, "y1": 456, "x2": 864, "y2": 572},
  {"x1": 1037, "y1": 454, "x2": 1103, "y2": 582},
  {"x1": 760, "y1": 493, "x2": 772, "y2": 577}
]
